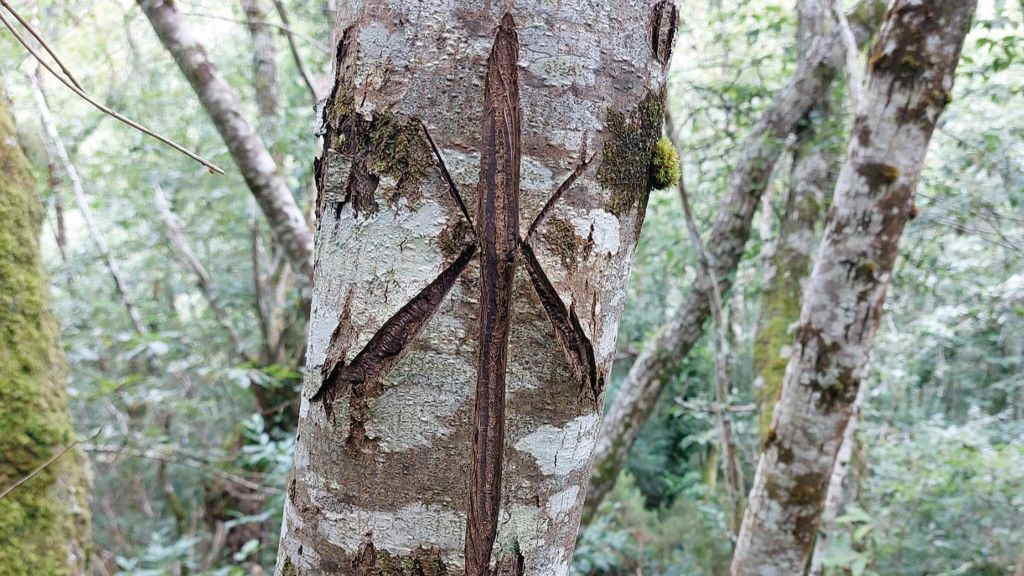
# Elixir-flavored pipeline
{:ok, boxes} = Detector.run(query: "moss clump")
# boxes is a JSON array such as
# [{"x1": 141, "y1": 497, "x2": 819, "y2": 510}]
[
  {"x1": 0, "y1": 97, "x2": 89, "y2": 575},
  {"x1": 649, "y1": 137, "x2": 681, "y2": 190},
  {"x1": 368, "y1": 112, "x2": 434, "y2": 192},
  {"x1": 857, "y1": 162, "x2": 900, "y2": 188},
  {"x1": 597, "y1": 91, "x2": 665, "y2": 215}
]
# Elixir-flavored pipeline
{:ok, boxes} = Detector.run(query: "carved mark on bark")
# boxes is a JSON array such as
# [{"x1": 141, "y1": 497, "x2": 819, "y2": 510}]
[
  {"x1": 650, "y1": 0, "x2": 679, "y2": 66},
  {"x1": 311, "y1": 243, "x2": 477, "y2": 451},
  {"x1": 521, "y1": 241, "x2": 603, "y2": 403},
  {"x1": 466, "y1": 14, "x2": 521, "y2": 576},
  {"x1": 311, "y1": 11, "x2": 614, "y2": 570}
]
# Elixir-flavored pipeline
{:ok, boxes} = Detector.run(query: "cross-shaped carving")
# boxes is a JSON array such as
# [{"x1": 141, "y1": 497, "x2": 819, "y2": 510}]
[{"x1": 309, "y1": 13, "x2": 603, "y2": 575}]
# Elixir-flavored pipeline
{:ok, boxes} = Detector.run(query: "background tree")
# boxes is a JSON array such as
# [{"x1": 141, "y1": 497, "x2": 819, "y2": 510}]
[{"x1": 733, "y1": 1, "x2": 978, "y2": 572}]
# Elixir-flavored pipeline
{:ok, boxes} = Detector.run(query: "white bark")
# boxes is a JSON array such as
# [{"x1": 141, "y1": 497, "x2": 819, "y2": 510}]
[
  {"x1": 807, "y1": 387, "x2": 863, "y2": 576},
  {"x1": 138, "y1": 0, "x2": 313, "y2": 278},
  {"x1": 732, "y1": 2, "x2": 977, "y2": 573},
  {"x1": 276, "y1": 2, "x2": 676, "y2": 574}
]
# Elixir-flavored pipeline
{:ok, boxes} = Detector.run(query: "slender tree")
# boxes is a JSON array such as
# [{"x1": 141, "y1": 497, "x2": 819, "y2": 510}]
[
  {"x1": 731, "y1": 2, "x2": 978, "y2": 573},
  {"x1": 753, "y1": 0, "x2": 839, "y2": 444},
  {"x1": 275, "y1": 2, "x2": 678, "y2": 574},
  {"x1": 0, "y1": 89, "x2": 91, "y2": 576},
  {"x1": 583, "y1": 0, "x2": 886, "y2": 522},
  {"x1": 138, "y1": 0, "x2": 313, "y2": 278}
]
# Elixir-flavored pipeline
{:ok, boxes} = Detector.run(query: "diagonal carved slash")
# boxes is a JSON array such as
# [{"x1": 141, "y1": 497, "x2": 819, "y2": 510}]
[{"x1": 311, "y1": 13, "x2": 602, "y2": 574}]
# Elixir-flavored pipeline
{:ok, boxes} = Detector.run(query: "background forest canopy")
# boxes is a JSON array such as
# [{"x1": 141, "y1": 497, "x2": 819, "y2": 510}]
[{"x1": 0, "y1": 0, "x2": 1022, "y2": 575}]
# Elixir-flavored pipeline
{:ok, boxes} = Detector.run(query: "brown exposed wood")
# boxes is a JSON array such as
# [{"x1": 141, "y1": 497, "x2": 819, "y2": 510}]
[
  {"x1": 466, "y1": 14, "x2": 521, "y2": 576},
  {"x1": 520, "y1": 241, "x2": 602, "y2": 403},
  {"x1": 650, "y1": 0, "x2": 678, "y2": 66},
  {"x1": 311, "y1": 243, "x2": 477, "y2": 441}
]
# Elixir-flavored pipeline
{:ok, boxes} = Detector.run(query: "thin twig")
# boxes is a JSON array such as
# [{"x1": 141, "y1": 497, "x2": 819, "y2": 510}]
[
  {"x1": 0, "y1": 0, "x2": 82, "y2": 89},
  {"x1": 0, "y1": 429, "x2": 101, "y2": 500},
  {"x1": 667, "y1": 107, "x2": 745, "y2": 535},
  {"x1": 270, "y1": 0, "x2": 320, "y2": 104},
  {"x1": 0, "y1": 9, "x2": 224, "y2": 174}
]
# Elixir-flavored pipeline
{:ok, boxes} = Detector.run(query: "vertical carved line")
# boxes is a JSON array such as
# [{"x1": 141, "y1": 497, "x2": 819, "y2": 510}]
[
  {"x1": 651, "y1": 0, "x2": 678, "y2": 66},
  {"x1": 466, "y1": 12, "x2": 521, "y2": 576}
]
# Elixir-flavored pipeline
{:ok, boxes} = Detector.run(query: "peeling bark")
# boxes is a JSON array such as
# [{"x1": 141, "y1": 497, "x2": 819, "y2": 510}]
[
  {"x1": 583, "y1": 0, "x2": 887, "y2": 523},
  {"x1": 138, "y1": 0, "x2": 313, "y2": 278},
  {"x1": 277, "y1": 3, "x2": 675, "y2": 574},
  {"x1": 732, "y1": 2, "x2": 977, "y2": 573}
]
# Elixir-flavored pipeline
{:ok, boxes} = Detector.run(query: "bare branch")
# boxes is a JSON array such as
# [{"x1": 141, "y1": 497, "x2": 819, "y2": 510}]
[
  {"x1": 667, "y1": 109, "x2": 745, "y2": 535},
  {"x1": 0, "y1": 0, "x2": 82, "y2": 89},
  {"x1": 30, "y1": 72, "x2": 148, "y2": 335},
  {"x1": 270, "y1": 0, "x2": 321, "y2": 104},
  {"x1": 0, "y1": 429, "x2": 101, "y2": 501},
  {"x1": 0, "y1": 7, "x2": 224, "y2": 174}
]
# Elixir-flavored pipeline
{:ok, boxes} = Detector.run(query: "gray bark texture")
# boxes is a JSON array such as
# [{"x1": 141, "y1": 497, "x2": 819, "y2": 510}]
[
  {"x1": 731, "y1": 2, "x2": 977, "y2": 573},
  {"x1": 275, "y1": 2, "x2": 677, "y2": 574},
  {"x1": 138, "y1": 0, "x2": 313, "y2": 278},
  {"x1": 583, "y1": 0, "x2": 886, "y2": 523}
]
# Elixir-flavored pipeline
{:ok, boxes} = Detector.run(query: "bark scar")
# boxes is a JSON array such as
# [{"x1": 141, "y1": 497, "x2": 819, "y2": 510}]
[
  {"x1": 520, "y1": 241, "x2": 603, "y2": 404},
  {"x1": 651, "y1": 0, "x2": 679, "y2": 66},
  {"x1": 465, "y1": 12, "x2": 520, "y2": 576},
  {"x1": 310, "y1": 243, "x2": 477, "y2": 452}
]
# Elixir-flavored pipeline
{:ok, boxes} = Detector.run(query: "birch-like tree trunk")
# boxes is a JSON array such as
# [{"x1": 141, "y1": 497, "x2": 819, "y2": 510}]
[
  {"x1": 138, "y1": 0, "x2": 313, "y2": 278},
  {"x1": 0, "y1": 88, "x2": 91, "y2": 576},
  {"x1": 276, "y1": 2, "x2": 677, "y2": 574},
  {"x1": 583, "y1": 0, "x2": 886, "y2": 522},
  {"x1": 732, "y1": 2, "x2": 977, "y2": 573}
]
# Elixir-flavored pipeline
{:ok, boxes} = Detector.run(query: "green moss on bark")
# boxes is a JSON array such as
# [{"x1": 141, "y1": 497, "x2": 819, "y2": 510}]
[
  {"x1": 0, "y1": 98, "x2": 90, "y2": 575},
  {"x1": 597, "y1": 91, "x2": 665, "y2": 216}
]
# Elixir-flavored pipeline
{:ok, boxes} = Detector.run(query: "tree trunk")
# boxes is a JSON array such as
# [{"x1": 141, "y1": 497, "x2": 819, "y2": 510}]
[
  {"x1": 753, "y1": 0, "x2": 838, "y2": 445},
  {"x1": 583, "y1": 0, "x2": 886, "y2": 523},
  {"x1": 240, "y1": 0, "x2": 281, "y2": 148},
  {"x1": 275, "y1": 2, "x2": 677, "y2": 574},
  {"x1": 138, "y1": 0, "x2": 313, "y2": 278},
  {"x1": 731, "y1": 2, "x2": 977, "y2": 573},
  {"x1": 0, "y1": 89, "x2": 91, "y2": 576},
  {"x1": 807, "y1": 387, "x2": 863, "y2": 576}
]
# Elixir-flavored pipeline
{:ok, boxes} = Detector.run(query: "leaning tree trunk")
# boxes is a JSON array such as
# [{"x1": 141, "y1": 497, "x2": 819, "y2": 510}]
[
  {"x1": 275, "y1": 2, "x2": 677, "y2": 574},
  {"x1": 753, "y1": 0, "x2": 840, "y2": 445},
  {"x1": 0, "y1": 90, "x2": 91, "y2": 576},
  {"x1": 138, "y1": 0, "x2": 313, "y2": 278},
  {"x1": 731, "y1": 2, "x2": 977, "y2": 573},
  {"x1": 582, "y1": 0, "x2": 886, "y2": 523}
]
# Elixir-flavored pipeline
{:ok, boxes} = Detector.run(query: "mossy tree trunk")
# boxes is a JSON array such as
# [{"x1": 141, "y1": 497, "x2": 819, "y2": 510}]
[
  {"x1": 0, "y1": 91, "x2": 91, "y2": 575},
  {"x1": 275, "y1": 2, "x2": 676, "y2": 574},
  {"x1": 753, "y1": 0, "x2": 840, "y2": 446},
  {"x1": 732, "y1": 2, "x2": 977, "y2": 572}
]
